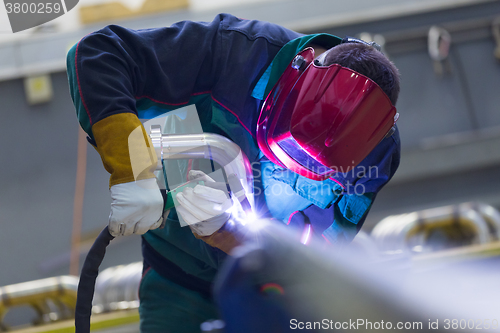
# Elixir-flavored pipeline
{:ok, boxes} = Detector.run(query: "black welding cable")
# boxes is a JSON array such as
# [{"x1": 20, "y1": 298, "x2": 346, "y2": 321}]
[{"x1": 75, "y1": 226, "x2": 115, "y2": 333}]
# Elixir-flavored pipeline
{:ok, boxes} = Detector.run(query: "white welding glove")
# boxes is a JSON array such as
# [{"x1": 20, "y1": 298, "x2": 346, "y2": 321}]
[
  {"x1": 176, "y1": 170, "x2": 233, "y2": 236},
  {"x1": 109, "y1": 178, "x2": 164, "y2": 237}
]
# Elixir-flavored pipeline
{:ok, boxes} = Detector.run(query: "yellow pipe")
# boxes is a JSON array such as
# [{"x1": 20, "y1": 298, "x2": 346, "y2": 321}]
[
  {"x1": 0, "y1": 276, "x2": 78, "y2": 328},
  {"x1": 11, "y1": 309, "x2": 139, "y2": 333}
]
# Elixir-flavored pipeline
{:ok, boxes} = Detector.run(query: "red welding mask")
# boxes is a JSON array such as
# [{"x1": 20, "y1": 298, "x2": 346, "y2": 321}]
[{"x1": 256, "y1": 47, "x2": 398, "y2": 181}]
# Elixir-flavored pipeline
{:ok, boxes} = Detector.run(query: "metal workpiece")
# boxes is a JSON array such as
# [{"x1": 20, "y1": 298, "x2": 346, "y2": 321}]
[
  {"x1": 214, "y1": 222, "x2": 453, "y2": 332},
  {"x1": 0, "y1": 276, "x2": 78, "y2": 327},
  {"x1": 149, "y1": 125, "x2": 254, "y2": 207},
  {"x1": 370, "y1": 202, "x2": 500, "y2": 255}
]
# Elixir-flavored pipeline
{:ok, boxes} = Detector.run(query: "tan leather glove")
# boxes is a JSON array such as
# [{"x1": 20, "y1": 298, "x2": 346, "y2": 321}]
[{"x1": 92, "y1": 113, "x2": 161, "y2": 236}]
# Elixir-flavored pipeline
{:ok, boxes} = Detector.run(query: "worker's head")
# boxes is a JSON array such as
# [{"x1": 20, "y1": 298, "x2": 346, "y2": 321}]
[
  {"x1": 256, "y1": 40, "x2": 400, "y2": 181},
  {"x1": 318, "y1": 42, "x2": 400, "y2": 105}
]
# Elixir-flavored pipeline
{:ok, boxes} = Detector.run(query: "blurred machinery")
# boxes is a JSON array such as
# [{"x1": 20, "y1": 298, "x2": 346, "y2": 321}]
[
  {"x1": 0, "y1": 276, "x2": 78, "y2": 330},
  {"x1": 371, "y1": 202, "x2": 500, "y2": 255},
  {"x1": 0, "y1": 273, "x2": 140, "y2": 332},
  {"x1": 3, "y1": 202, "x2": 500, "y2": 332},
  {"x1": 90, "y1": 263, "x2": 142, "y2": 315}
]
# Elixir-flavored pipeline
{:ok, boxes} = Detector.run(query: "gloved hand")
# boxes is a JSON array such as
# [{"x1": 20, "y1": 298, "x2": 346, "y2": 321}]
[
  {"x1": 176, "y1": 170, "x2": 233, "y2": 236},
  {"x1": 109, "y1": 178, "x2": 164, "y2": 236}
]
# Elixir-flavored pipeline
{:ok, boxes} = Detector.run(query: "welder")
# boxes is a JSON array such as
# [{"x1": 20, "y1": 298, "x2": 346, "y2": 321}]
[{"x1": 66, "y1": 13, "x2": 400, "y2": 332}]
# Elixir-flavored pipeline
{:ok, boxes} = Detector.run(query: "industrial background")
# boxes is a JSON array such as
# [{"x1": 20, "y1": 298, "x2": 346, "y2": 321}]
[{"x1": 1, "y1": 0, "x2": 500, "y2": 331}]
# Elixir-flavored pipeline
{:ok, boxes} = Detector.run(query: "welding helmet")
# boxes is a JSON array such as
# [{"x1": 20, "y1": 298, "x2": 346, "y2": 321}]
[{"x1": 256, "y1": 46, "x2": 399, "y2": 181}]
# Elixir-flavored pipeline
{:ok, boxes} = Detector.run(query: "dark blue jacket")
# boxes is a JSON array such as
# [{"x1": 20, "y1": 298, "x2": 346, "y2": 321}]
[{"x1": 67, "y1": 13, "x2": 400, "y2": 283}]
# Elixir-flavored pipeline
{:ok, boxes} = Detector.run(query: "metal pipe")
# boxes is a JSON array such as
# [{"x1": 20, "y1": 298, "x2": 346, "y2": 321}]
[
  {"x1": 462, "y1": 202, "x2": 500, "y2": 240},
  {"x1": 150, "y1": 125, "x2": 254, "y2": 209},
  {"x1": 92, "y1": 262, "x2": 142, "y2": 314},
  {"x1": 0, "y1": 276, "x2": 78, "y2": 326},
  {"x1": 371, "y1": 203, "x2": 492, "y2": 255}
]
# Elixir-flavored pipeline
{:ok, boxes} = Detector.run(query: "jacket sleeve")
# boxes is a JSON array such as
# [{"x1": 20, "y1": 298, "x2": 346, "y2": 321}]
[{"x1": 66, "y1": 16, "x2": 224, "y2": 186}]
